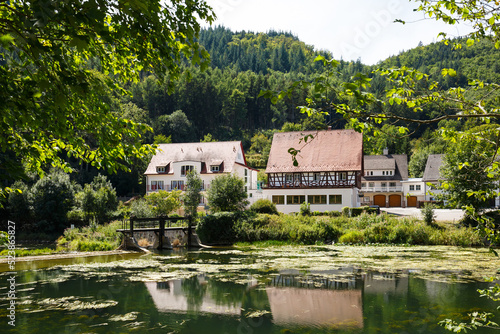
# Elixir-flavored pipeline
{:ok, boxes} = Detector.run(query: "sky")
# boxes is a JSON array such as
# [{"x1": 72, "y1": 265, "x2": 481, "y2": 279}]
[{"x1": 203, "y1": 0, "x2": 473, "y2": 65}]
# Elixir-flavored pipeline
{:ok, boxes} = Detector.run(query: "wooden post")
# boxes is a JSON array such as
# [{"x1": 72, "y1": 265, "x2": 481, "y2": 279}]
[{"x1": 159, "y1": 217, "x2": 165, "y2": 249}]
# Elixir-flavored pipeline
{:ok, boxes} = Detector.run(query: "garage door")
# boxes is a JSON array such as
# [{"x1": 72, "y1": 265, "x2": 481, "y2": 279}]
[
  {"x1": 373, "y1": 195, "x2": 386, "y2": 207},
  {"x1": 407, "y1": 196, "x2": 417, "y2": 207},
  {"x1": 389, "y1": 195, "x2": 402, "y2": 207}
]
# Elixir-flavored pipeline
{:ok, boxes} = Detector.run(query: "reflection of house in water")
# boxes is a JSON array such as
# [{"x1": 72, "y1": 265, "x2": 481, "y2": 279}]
[
  {"x1": 266, "y1": 288, "x2": 363, "y2": 328},
  {"x1": 144, "y1": 269, "x2": 411, "y2": 330},
  {"x1": 145, "y1": 277, "x2": 241, "y2": 315},
  {"x1": 267, "y1": 270, "x2": 364, "y2": 329},
  {"x1": 362, "y1": 271, "x2": 409, "y2": 296}
]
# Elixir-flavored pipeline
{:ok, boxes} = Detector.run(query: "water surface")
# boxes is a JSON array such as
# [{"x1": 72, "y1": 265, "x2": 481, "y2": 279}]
[{"x1": 1, "y1": 245, "x2": 499, "y2": 333}]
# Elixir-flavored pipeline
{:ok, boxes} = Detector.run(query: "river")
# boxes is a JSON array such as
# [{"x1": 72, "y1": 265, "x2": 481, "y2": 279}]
[{"x1": 0, "y1": 245, "x2": 499, "y2": 333}]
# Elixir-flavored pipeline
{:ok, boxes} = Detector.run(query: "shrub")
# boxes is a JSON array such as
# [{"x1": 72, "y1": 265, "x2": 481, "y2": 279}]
[
  {"x1": 328, "y1": 211, "x2": 342, "y2": 217},
  {"x1": 130, "y1": 198, "x2": 154, "y2": 218},
  {"x1": 421, "y1": 202, "x2": 436, "y2": 225},
  {"x1": 196, "y1": 212, "x2": 240, "y2": 244},
  {"x1": 364, "y1": 222, "x2": 392, "y2": 243},
  {"x1": 300, "y1": 202, "x2": 311, "y2": 216},
  {"x1": 206, "y1": 174, "x2": 248, "y2": 212},
  {"x1": 342, "y1": 206, "x2": 350, "y2": 217},
  {"x1": 339, "y1": 230, "x2": 365, "y2": 244},
  {"x1": 250, "y1": 199, "x2": 278, "y2": 215}
]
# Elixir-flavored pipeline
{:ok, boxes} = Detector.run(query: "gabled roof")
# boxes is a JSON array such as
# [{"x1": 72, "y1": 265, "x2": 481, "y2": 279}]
[
  {"x1": 265, "y1": 129, "x2": 363, "y2": 173},
  {"x1": 362, "y1": 154, "x2": 408, "y2": 181},
  {"x1": 145, "y1": 141, "x2": 246, "y2": 175},
  {"x1": 422, "y1": 154, "x2": 444, "y2": 182}
]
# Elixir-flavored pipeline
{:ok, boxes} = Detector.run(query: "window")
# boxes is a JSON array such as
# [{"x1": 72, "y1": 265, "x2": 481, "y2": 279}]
[
  {"x1": 390, "y1": 170, "x2": 393, "y2": 175},
  {"x1": 339, "y1": 172, "x2": 347, "y2": 181},
  {"x1": 245, "y1": 169, "x2": 248, "y2": 176},
  {"x1": 287, "y1": 195, "x2": 305, "y2": 204},
  {"x1": 389, "y1": 182, "x2": 396, "y2": 187},
  {"x1": 151, "y1": 180, "x2": 164, "y2": 191},
  {"x1": 361, "y1": 182, "x2": 366, "y2": 188},
  {"x1": 416, "y1": 185, "x2": 421, "y2": 191},
  {"x1": 157, "y1": 166, "x2": 165, "y2": 173},
  {"x1": 364, "y1": 197, "x2": 370, "y2": 202},
  {"x1": 313, "y1": 173, "x2": 321, "y2": 182},
  {"x1": 181, "y1": 165, "x2": 194, "y2": 176},
  {"x1": 368, "y1": 182, "x2": 375, "y2": 187},
  {"x1": 285, "y1": 173, "x2": 293, "y2": 183},
  {"x1": 409, "y1": 185, "x2": 415, "y2": 191},
  {"x1": 272, "y1": 195, "x2": 285, "y2": 205},
  {"x1": 365, "y1": 171, "x2": 370, "y2": 176},
  {"x1": 294, "y1": 173, "x2": 301, "y2": 182},
  {"x1": 308, "y1": 195, "x2": 327, "y2": 204},
  {"x1": 382, "y1": 171, "x2": 385, "y2": 176},
  {"x1": 329, "y1": 195, "x2": 342, "y2": 204},
  {"x1": 211, "y1": 165, "x2": 219, "y2": 172},
  {"x1": 381, "y1": 182, "x2": 387, "y2": 188},
  {"x1": 370, "y1": 171, "x2": 373, "y2": 176},
  {"x1": 171, "y1": 180, "x2": 184, "y2": 190}
]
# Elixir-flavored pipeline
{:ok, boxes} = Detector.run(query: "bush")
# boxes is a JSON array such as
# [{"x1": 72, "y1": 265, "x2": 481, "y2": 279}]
[
  {"x1": 421, "y1": 203, "x2": 436, "y2": 225},
  {"x1": 196, "y1": 212, "x2": 240, "y2": 244},
  {"x1": 342, "y1": 206, "x2": 350, "y2": 217},
  {"x1": 206, "y1": 174, "x2": 248, "y2": 212},
  {"x1": 300, "y1": 202, "x2": 311, "y2": 216},
  {"x1": 339, "y1": 230, "x2": 365, "y2": 244},
  {"x1": 58, "y1": 221, "x2": 123, "y2": 251},
  {"x1": 130, "y1": 198, "x2": 154, "y2": 218},
  {"x1": 250, "y1": 199, "x2": 278, "y2": 215}
]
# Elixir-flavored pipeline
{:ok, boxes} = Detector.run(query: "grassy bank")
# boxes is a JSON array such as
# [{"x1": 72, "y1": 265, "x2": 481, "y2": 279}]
[
  {"x1": 0, "y1": 221, "x2": 124, "y2": 257},
  {"x1": 57, "y1": 221, "x2": 123, "y2": 251},
  {"x1": 197, "y1": 211, "x2": 483, "y2": 247}
]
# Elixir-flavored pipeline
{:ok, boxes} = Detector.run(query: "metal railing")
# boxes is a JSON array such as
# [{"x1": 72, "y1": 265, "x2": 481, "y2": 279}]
[{"x1": 361, "y1": 186, "x2": 403, "y2": 192}]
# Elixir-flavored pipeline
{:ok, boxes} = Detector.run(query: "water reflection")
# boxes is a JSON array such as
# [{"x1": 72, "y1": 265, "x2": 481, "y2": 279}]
[
  {"x1": 145, "y1": 278, "x2": 242, "y2": 315},
  {"x1": 144, "y1": 270, "x2": 421, "y2": 330},
  {"x1": 1, "y1": 247, "x2": 498, "y2": 334}
]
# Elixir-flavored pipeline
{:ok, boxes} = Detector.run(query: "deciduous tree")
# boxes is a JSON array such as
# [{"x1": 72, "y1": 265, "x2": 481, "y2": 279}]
[{"x1": 0, "y1": 0, "x2": 214, "y2": 199}]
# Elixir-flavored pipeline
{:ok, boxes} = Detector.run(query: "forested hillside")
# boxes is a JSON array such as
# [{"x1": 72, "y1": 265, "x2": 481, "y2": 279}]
[{"x1": 13, "y1": 27, "x2": 500, "y2": 196}]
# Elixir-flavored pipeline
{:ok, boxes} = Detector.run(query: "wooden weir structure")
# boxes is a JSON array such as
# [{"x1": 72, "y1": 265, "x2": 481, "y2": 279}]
[{"x1": 117, "y1": 216, "x2": 200, "y2": 250}]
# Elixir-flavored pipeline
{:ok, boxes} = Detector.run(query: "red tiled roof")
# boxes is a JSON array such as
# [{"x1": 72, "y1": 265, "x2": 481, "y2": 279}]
[{"x1": 265, "y1": 129, "x2": 363, "y2": 173}]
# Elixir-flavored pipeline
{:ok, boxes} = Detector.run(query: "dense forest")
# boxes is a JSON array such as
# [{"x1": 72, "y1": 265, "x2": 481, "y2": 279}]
[{"x1": 8, "y1": 26, "x2": 500, "y2": 197}]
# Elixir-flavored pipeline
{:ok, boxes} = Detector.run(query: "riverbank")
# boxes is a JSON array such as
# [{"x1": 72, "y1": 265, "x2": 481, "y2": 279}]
[{"x1": 196, "y1": 211, "x2": 484, "y2": 247}]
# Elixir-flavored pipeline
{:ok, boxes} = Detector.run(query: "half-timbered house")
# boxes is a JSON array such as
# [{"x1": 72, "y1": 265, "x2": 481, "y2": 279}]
[{"x1": 263, "y1": 129, "x2": 364, "y2": 213}]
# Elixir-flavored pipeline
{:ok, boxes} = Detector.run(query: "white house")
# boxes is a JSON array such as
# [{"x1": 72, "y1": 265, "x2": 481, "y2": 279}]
[
  {"x1": 145, "y1": 141, "x2": 259, "y2": 206},
  {"x1": 360, "y1": 150, "x2": 408, "y2": 207},
  {"x1": 263, "y1": 129, "x2": 364, "y2": 214},
  {"x1": 401, "y1": 178, "x2": 426, "y2": 207}
]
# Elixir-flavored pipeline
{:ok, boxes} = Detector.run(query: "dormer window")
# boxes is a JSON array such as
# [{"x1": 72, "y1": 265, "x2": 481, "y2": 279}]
[
  {"x1": 157, "y1": 166, "x2": 165, "y2": 173},
  {"x1": 211, "y1": 165, "x2": 220, "y2": 172},
  {"x1": 181, "y1": 165, "x2": 194, "y2": 176}
]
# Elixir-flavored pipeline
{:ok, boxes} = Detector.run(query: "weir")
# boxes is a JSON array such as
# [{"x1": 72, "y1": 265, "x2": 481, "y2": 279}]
[{"x1": 117, "y1": 216, "x2": 201, "y2": 251}]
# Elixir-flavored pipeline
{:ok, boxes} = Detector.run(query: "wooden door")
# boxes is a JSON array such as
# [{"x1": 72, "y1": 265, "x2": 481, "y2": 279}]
[
  {"x1": 373, "y1": 195, "x2": 386, "y2": 207},
  {"x1": 389, "y1": 195, "x2": 401, "y2": 207},
  {"x1": 407, "y1": 196, "x2": 417, "y2": 207}
]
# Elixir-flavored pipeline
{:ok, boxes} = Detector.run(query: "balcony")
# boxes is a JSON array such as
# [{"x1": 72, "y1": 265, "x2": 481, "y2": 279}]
[
  {"x1": 361, "y1": 186, "x2": 403, "y2": 193},
  {"x1": 147, "y1": 184, "x2": 212, "y2": 192}
]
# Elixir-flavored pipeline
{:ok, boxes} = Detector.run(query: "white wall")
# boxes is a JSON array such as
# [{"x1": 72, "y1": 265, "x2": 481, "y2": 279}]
[{"x1": 262, "y1": 188, "x2": 358, "y2": 214}]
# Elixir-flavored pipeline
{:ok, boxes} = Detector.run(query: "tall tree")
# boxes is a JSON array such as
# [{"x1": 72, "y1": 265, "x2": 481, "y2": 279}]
[{"x1": 0, "y1": 0, "x2": 214, "y2": 198}]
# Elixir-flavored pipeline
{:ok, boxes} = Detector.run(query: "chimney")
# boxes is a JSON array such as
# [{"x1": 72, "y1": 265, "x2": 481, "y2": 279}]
[{"x1": 383, "y1": 147, "x2": 389, "y2": 155}]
